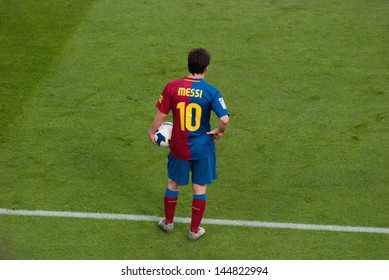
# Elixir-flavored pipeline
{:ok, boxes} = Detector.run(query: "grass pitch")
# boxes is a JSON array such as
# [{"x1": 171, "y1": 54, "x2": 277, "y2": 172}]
[{"x1": 0, "y1": 0, "x2": 388, "y2": 260}]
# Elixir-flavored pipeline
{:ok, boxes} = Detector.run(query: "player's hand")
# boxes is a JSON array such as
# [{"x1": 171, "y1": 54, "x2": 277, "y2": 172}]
[
  {"x1": 147, "y1": 130, "x2": 158, "y2": 145},
  {"x1": 207, "y1": 129, "x2": 224, "y2": 143}
]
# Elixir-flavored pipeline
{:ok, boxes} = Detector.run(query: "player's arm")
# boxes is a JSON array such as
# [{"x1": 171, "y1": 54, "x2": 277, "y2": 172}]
[
  {"x1": 207, "y1": 115, "x2": 229, "y2": 143},
  {"x1": 148, "y1": 110, "x2": 168, "y2": 145}
]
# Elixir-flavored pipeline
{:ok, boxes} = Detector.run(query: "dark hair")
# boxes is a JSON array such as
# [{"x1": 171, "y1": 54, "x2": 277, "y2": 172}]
[{"x1": 188, "y1": 48, "x2": 211, "y2": 74}]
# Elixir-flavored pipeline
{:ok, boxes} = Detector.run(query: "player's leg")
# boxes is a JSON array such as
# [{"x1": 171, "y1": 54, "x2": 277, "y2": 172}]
[
  {"x1": 189, "y1": 153, "x2": 216, "y2": 240},
  {"x1": 190, "y1": 183, "x2": 207, "y2": 236},
  {"x1": 159, "y1": 153, "x2": 190, "y2": 232},
  {"x1": 162, "y1": 178, "x2": 180, "y2": 226}
]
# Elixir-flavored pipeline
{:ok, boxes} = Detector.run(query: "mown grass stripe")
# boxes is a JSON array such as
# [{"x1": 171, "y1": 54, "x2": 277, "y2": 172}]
[{"x1": 1, "y1": 208, "x2": 388, "y2": 235}]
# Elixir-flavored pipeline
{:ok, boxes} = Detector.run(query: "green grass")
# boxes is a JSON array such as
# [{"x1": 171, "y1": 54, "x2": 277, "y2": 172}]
[
  {"x1": 0, "y1": 217, "x2": 387, "y2": 260},
  {"x1": 0, "y1": 0, "x2": 95, "y2": 134},
  {"x1": 1, "y1": 215, "x2": 388, "y2": 260},
  {"x1": 1, "y1": 0, "x2": 388, "y2": 260}
]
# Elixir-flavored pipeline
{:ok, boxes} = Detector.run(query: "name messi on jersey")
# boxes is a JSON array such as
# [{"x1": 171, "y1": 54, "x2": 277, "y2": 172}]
[{"x1": 177, "y1": 87, "x2": 203, "y2": 98}]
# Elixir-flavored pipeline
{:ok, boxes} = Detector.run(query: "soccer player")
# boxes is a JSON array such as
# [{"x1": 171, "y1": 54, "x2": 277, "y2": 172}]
[{"x1": 148, "y1": 48, "x2": 229, "y2": 240}]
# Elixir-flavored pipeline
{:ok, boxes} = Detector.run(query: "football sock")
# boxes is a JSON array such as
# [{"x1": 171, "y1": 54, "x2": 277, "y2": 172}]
[
  {"x1": 190, "y1": 193, "x2": 207, "y2": 233},
  {"x1": 164, "y1": 187, "x2": 179, "y2": 224}
]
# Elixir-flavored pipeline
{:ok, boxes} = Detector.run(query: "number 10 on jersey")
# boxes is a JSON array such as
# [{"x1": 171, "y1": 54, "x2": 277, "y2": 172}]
[{"x1": 177, "y1": 102, "x2": 202, "y2": 132}]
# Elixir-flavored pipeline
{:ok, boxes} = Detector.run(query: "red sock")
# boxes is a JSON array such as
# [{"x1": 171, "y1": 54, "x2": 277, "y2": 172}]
[
  {"x1": 164, "y1": 188, "x2": 178, "y2": 224},
  {"x1": 190, "y1": 194, "x2": 207, "y2": 233}
]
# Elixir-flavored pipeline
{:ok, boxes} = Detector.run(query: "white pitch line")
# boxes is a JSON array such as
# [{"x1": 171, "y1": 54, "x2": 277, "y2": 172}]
[{"x1": 1, "y1": 208, "x2": 388, "y2": 235}]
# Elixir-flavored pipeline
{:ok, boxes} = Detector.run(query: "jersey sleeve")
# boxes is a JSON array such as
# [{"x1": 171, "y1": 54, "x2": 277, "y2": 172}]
[
  {"x1": 156, "y1": 83, "x2": 171, "y2": 114},
  {"x1": 211, "y1": 90, "x2": 229, "y2": 118}
]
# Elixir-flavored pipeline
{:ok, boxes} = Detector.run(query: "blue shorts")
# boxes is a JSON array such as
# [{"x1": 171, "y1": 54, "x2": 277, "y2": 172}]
[{"x1": 167, "y1": 152, "x2": 217, "y2": 186}]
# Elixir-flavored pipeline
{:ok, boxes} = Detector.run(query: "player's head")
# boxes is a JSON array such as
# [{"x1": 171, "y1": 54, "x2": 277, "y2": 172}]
[{"x1": 188, "y1": 48, "x2": 211, "y2": 74}]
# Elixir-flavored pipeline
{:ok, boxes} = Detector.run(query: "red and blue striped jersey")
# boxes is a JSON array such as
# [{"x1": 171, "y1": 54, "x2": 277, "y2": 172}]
[{"x1": 156, "y1": 77, "x2": 229, "y2": 160}]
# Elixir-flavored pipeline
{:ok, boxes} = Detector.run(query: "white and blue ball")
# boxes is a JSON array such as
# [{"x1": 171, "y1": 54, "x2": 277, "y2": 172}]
[{"x1": 155, "y1": 122, "x2": 172, "y2": 148}]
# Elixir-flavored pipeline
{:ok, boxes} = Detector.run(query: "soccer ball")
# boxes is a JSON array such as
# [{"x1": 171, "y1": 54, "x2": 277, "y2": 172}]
[{"x1": 154, "y1": 122, "x2": 172, "y2": 148}]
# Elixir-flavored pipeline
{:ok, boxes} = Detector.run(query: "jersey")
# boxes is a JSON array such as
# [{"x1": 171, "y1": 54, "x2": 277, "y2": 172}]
[{"x1": 156, "y1": 77, "x2": 229, "y2": 161}]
